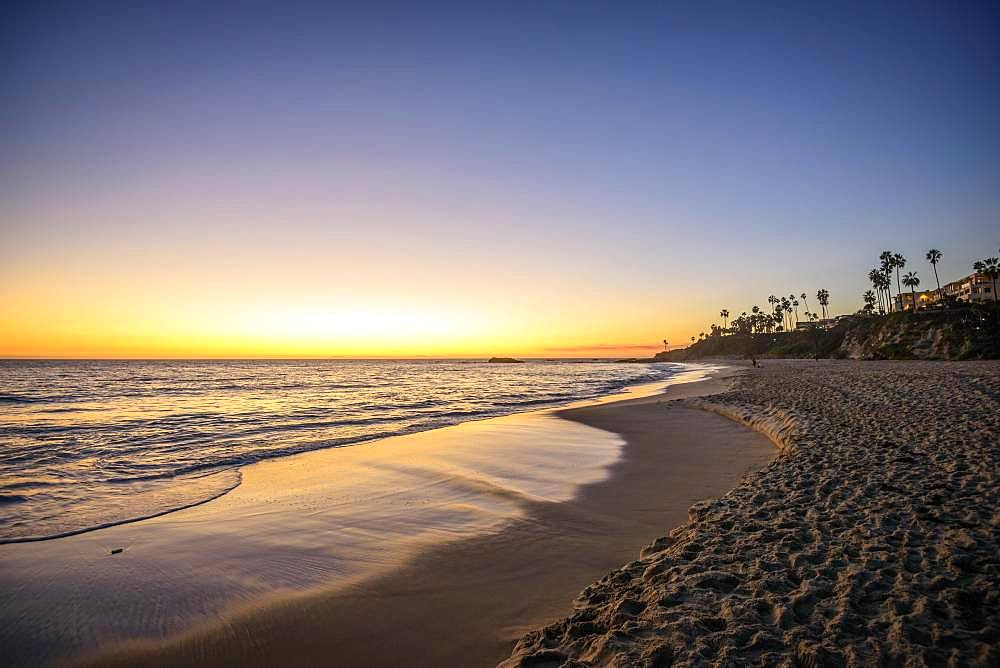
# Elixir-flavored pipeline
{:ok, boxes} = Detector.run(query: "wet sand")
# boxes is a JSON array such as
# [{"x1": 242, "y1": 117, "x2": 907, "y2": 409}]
[
  {"x1": 5, "y1": 391, "x2": 626, "y2": 665},
  {"x1": 73, "y1": 369, "x2": 776, "y2": 666}
]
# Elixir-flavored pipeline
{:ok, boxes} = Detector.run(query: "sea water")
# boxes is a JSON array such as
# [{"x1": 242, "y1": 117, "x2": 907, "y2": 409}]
[{"x1": 0, "y1": 359, "x2": 680, "y2": 542}]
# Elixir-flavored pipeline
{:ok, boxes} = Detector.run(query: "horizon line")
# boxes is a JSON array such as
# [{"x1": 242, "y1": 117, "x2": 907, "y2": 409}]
[{"x1": 0, "y1": 355, "x2": 669, "y2": 362}]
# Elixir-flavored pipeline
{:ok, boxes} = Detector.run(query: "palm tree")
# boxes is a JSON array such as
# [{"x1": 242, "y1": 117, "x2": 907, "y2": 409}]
[
  {"x1": 720, "y1": 309, "x2": 729, "y2": 332},
  {"x1": 690, "y1": 336, "x2": 696, "y2": 344},
  {"x1": 893, "y1": 253, "x2": 906, "y2": 302},
  {"x1": 863, "y1": 290, "x2": 877, "y2": 314},
  {"x1": 662, "y1": 339, "x2": 668, "y2": 351},
  {"x1": 871, "y1": 265, "x2": 892, "y2": 314},
  {"x1": 991, "y1": 257, "x2": 1000, "y2": 302},
  {"x1": 868, "y1": 268, "x2": 884, "y2": 313},
  {"x1": 790, "y1": 296, "x2": 800, "y2": 327},
  {"x1": 800, "y1": 292, "x2": 810, "y2": 315},
  {"x1": 816, "y1": 289, "x2": 830, "y2": 319},
  {"x1": 767, "y1": 295, "x2": 779, "y2": 332},
  {"x1": 974, "y1": 257, "x2": 999, "y2": 302},
  {"x1": 879, "y1": 251, "x2": 895, "y2": 310},
  {"x1": 902, "y1": 271, "x2": 920, "y2": 310},
  {"x1": 926, "y1": 249, "x2": 942, "y2": 300}
]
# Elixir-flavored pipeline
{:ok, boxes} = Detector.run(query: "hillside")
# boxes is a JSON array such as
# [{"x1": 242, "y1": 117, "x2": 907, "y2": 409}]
[{"x1": 657, "y1": 304, "x2": 1000, "y2": 361}]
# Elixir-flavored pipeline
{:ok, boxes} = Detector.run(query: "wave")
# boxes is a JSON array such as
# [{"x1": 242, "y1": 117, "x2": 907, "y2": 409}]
[
  {"x1": 0, "y1": 361, "x2": 683, "y2": 543},
  {"x1": 0, "y1": 470, "x2": 242, "y2": 544},
  {"x1": 0, "y1": 393, "x2": 37, "y2": 404}
]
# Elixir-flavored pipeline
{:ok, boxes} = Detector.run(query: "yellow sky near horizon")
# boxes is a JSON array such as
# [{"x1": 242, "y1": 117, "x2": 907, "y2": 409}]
[{"x1": 0, "y1": 247, "x2": 703, "y2": 358}]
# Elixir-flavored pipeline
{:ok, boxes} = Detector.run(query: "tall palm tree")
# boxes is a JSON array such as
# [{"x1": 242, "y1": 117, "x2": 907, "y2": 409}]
[
  {"x1": 816, "y1": 289, "x2": 830, "y2": 319},
  {"x1": 926, "y1": 249, "x2": 943, "y2": 300},
  {"x1": 719, "y1": 309, "x2": 729, "y2": 331},
  {"x1": 873, "y1": 267, "x2": 893, "y2": 314},
  {"x1": 893, "y1": 253, "x2": 906, "y2": 302},
  {"x1": 868, "y1": 268, "x2": 884, "y2": 313},
  {"x1": 879, "y1": 251, "x2": 895, "y2": 310},
  {"x1": 902, "y1": 271, "x2": 920, "y2": 310},
  {"x1": 800, "y1": 292, "x2": 810, "y2": 315},
  {"x1": 991, "y1": 257, "x2": 1000, "y2": 303},
  {"x1": 663, "y1": 339, "x2": 668, "y2": 351},
  {"x1": 790, "y1": 295, "x2": 800, "y2": 327},
  {"x1": 974, "y1": 257, "x2": 999, "y2": 302}
]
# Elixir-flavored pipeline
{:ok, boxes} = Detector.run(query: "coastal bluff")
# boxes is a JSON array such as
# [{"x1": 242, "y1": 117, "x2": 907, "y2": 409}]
[
  {"x1": 488, "y1": 357, "x2": 524, "y2": 363},
  {"x1": 657, "y1": 304, "x2": 1000, "y2": 362}
]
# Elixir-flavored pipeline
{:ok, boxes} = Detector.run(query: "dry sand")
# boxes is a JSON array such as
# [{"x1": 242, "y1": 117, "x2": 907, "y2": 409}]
[
  {"x1": 73, "y1": 368, "x2": 775, "y2": 667},
  {"x1": 504, "y1": 360, "x2": 1000, "y2": 667}
]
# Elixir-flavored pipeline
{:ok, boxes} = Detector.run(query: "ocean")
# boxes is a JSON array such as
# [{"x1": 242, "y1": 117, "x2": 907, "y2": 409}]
[{"x1": 0, "y1": 359, "x2": 680, "y2": 543}]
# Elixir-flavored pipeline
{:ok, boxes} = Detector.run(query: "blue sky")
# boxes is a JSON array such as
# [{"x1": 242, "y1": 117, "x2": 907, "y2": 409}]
[{"x1": 2, "y1": 2, "x2": 998, "y2": 355}]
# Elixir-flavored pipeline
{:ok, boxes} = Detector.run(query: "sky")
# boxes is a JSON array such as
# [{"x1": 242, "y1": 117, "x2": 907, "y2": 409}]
[{"x1": 2, "y1": 1, "x2": 998, "y2": 358}]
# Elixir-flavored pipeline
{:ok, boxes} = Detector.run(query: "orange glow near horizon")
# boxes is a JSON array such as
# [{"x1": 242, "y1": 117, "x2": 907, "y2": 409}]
[
  {"x1": 0, "y1": 303, "x2": 687, "y2": 359},
  {"x1": 0, "y1": 260, "x2": 703, "y2": 359},
  {"x1": 0, "y1": 223, "x2": 717, "y2": 359}
]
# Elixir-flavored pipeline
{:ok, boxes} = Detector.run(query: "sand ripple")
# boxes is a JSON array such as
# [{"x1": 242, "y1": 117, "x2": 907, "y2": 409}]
[{"x1": 502, "y1": 361, "x2": 1000, "y2": 667}]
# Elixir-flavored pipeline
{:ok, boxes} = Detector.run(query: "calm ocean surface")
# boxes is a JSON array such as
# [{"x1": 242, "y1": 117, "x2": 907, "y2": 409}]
[{"x1": 0, "y1": 359, "x2": 680, "y2": 543}]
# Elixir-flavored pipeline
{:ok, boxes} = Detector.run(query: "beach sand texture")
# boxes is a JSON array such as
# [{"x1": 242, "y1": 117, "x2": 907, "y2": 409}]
[{"x1": 504, "y1": 361, "x2": 1000, "y2": 667}]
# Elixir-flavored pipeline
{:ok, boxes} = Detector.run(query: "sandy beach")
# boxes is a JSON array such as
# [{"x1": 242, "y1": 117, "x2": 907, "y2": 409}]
[
  {"x1": 505, "y1": 360, "x2": 1000, "y2": 666},
  {"x1": 10, "y1": 361, "x2": 994, "y2": 666},
  {"x1": 0, "y1": 365, "x2": 774, "y2": 666}
]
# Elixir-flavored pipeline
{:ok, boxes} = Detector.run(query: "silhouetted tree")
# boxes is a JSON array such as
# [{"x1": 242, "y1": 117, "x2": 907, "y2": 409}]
[
  {"x1": 816, "y1": 289, "x2": 830, "y2": 319},
  {"x1": 869, "y1": 267, "x2": 885, "y2": 313},
  {"x1": 893, "y1": 253, "x2": 906, "y2": 304},
  {"x1": 974, "y1": 257, "x2": 999, "y2": 302},
  {"x1": 902, "y1": 271, "x2": 920, "y2": 310},
  {"x1": 863, "y1": 290, "x2": 877, "y2": 314},
  {"x1": 879, "y1": 251, "x2": 895, "y2": 310},
  {"x1": 719, "y1": 309, "x2": 729, "y2": 332},
  {"x1": 926, "y1": 249, "x2": 943, "y2": 301},
  {"x1": 788, "y1": 294, "x2": 800, "y2": 327}
]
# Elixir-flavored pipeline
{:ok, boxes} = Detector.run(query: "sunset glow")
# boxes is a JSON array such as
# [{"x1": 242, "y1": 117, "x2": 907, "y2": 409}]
[{"x1": 2, "y1": 4, "x2": 997, "y2": 358}]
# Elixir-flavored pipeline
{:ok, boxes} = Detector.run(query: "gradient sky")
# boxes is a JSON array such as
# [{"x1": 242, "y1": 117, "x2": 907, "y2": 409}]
[{"x1": 2, "y1": 2, "x2": 998, "y2": 357}]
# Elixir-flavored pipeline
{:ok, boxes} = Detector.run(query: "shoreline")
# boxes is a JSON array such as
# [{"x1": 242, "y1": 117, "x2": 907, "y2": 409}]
[
  {"x1": 2, "y1": 362, "x2": 729, "y2": 665},
  {"x1": 54, "y1": 364, "x2": 778, "y2": 666},
  {"x1": 1, "y1": 362, "x2": 682, "y2": 546}
]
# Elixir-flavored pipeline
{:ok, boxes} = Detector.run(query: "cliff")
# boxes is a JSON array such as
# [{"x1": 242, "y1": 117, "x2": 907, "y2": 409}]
[{"x1": 656, "y1": 304, "x2": 999, "y2": 362}]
